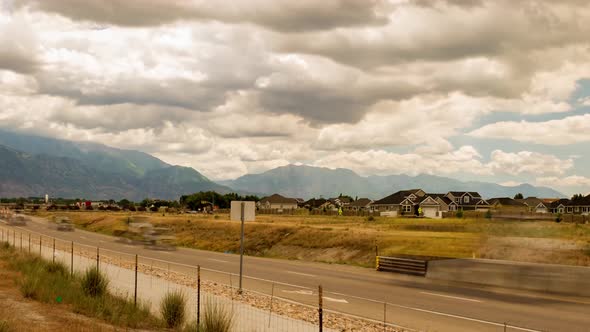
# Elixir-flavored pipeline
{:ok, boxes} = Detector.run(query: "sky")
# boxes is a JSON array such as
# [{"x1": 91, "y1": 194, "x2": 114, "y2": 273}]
[{"x1": 0, "y1": 0, "x2": 589, "y2": 196}]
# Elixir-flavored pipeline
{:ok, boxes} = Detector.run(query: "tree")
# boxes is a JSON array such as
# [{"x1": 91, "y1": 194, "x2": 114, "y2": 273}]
[
  {"x1": 118, "y1": 199, "x2": 133, "y2": 209},
  {"x1": 571, "y1": 194, "x2": 584, "y2": 202},
  {"x1": 514, "y1": 193, "x2": 524, "y2": 199}
]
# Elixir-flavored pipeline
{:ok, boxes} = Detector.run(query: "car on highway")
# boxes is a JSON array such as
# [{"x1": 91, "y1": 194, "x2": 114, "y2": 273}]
[
  {"x1": 7, "y1": 214, "x2": 27, "y2": 226},
  {"x1": 53, "y1": 216, "x2": 74, "y2": 231}
]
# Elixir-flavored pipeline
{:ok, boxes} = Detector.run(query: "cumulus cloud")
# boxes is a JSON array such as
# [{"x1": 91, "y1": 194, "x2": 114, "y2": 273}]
[
  {"x1": 17, "y1": 0, "x2": 388, "y2": 32},
  {"x1": 0, "y1": 13, "x2": 39, "y2": 73},
  {"x1": 1, "y1": 0, "x2": 590, "y2": 185},
  {"x1": 537, "y1": 176, "x2": 590, "y2": 195},
  {"x1": 579, "y1": 96, "x2": 590, "y2": 106},
  {"x1": 468, "y1": 114, "x2": 590, "y2": 145},
  {"x1": 313, "y1": 147, "x2": 571, "y2": 178},
  {"x1": 488, "y1": 150, "x2": 573, "y2": 176},
  {"x1": 315, "y1": 93, "x2": 487, "y2": 150}
]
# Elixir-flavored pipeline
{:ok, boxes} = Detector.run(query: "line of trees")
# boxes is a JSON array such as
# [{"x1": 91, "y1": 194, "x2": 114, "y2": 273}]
[
  {"x1": 1, "y1": 191, "x2": 261, "y2": 212},
  {"x1": 179, "y1": 191, "x2": 260, "y2": 210}
]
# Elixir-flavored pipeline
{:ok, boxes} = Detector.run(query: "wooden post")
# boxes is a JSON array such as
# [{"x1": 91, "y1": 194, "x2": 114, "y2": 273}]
[
  {"x1": 28, "y1": 233, "x2": 31, "y2": 253},
  {"x1": 383, "y1": 302, "x2": 387, "y2": 331},
  {"x1": 39, "y1": 236, "x2": 42, "y2": 256},
  {"x1": 52, "y1": 238, "x2": 55, "y2": 263},
  {"x1": 318, "y1": 285, "x2": 323, "y2": 332},
  {"x1": 96, "y1": 247, "x2": 100, "y2": 272},
  {"x1": 197, "y1": 265, "x2": 201, "y2": 331},
  {"x1": 268, "y1": 282, "x2": 275, "y2": 328},
  {"x1": 20, "y1": 232, "x2": 22, "y2": 251},
  {"x1": 71, "y1": 241, "x2": 74, "y2": 276},
  {"x1": 134, "y1": 254, "x2": 138, "y2": 306}
]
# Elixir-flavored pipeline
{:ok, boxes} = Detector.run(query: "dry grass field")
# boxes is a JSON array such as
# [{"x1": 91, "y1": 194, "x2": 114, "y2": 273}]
[{"x1": 34, "y1": 211, "x2": 590, "y2": 268}]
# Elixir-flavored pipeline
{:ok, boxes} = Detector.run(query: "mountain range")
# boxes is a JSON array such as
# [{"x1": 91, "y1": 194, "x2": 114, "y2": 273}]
[
  {"x1": 221, "y1": 165, "x2": 564, "y2": 199},
  {"x1": 0, "y1": 130, "x2": 564, "y2": 201},
  {"x1": 0, "y1": 130, "x2": 230, "y2": 200}
]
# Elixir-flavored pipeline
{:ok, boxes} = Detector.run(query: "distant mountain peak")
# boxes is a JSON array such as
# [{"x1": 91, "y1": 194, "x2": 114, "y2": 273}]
[{"x1": 224, "y1": 164, "x2": 564, "y2": 199}]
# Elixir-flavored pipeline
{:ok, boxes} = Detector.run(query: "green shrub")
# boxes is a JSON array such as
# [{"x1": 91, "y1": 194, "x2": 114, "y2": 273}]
[
  {"x1": 2, "y1": 242, "x2": 10, "y2": 250},
  {"x1": 456, "y1": 210, "x2": 464, "y2": 218},
  {"x1": 45, "y1": 261, "x2": 68, "y2": 276},
  {"x1": 81, "y1": 268, "x2": 108, "y2": 297},
  {"x1": 19, "y1": 276, "x2": 39, "y2": 299},
  {"x1": 367, "y1": 216, "x2": 375, "y2": 222},
  {"x1": 0, "y1": 320, "x2": 10, "y2": 332},
  {"x1": 484, "y1": 210, "x2": 493, "y2": 219},
  {"x1": 556, "y1": 213, "x2": 563, "y2": 223},
  {"x1": 199, "y1": 299, "x2": 233, "y2": 332},
  {"x1": 160, "y1": 291, "x2": 186, "y2": 328}
]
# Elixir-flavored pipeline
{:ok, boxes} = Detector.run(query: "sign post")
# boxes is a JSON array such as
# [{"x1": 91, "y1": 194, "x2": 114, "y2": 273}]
[{"x1": 230, "y1": 201, "x2": 255, "y2": 294}]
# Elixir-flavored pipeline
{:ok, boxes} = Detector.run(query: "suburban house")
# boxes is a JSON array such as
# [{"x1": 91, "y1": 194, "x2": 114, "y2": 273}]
[
  {"x1": 516, "y1": 197, "x2": 554, "y2": 213},
  {"x1": 372, "y1": 189, "x2": 426, "y2": 216},
  {"x1": 566, "y1": 194, "x2": 590, "y2": 215},
  {"x1": 257, "y1": 194, "x2": 299, "y2": 211},
  {"x1": 445, "y1": 192, "x2": 491, "y2": 210},
  {"x1": 319, "y1": 197, "x2": 353, "y2": 211},
  {"x1": 345, "y1": 198, "x2": 373, "y2": 211},
  {"x1": 488, "y1": 197, "x2": 528, "y2": 212},
  {"x1": 427, "y1": 194, "x2": 459, "y2": 212},
  {"x1": 549, "y1": 199, "x2": 570, "y2": 214},
  {"x1": 372, "y1": 189, "x2": 457, "y2": 218},
  {"x1": 302, "y1": 198, "x2": 327, "y2": 210}
]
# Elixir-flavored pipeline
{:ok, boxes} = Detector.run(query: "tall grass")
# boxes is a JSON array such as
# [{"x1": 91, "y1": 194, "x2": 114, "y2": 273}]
[
  {"x1": 160, "y1": 291, "x2": 186, "y2": 328},
  {"x1": 0, "y1": 320, "x2": 10, "y2": 332},
  {"x1": 183, "y1": 298, "x2": 234, "y2": 332},
  {"x1": 0, "y1": 246, "x2": 160, "y2": 329},
  {"x1": 81, "y1": 268, "x2": 108, "y2": 297}
]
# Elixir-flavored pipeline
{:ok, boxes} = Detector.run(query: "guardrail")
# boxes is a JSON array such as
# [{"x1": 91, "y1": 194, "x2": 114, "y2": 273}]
[{"x1": 376, "y1": 256, "x2": 428, "y2": 276}]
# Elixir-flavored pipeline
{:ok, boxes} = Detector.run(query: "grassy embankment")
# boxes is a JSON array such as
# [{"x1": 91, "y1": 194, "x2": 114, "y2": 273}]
[
  {"x1": 0, "y1": 241, "x2": 161, "y2": 331},
  {"x1": 34, "y1": 211, "x2": 590, "y2": 267}
]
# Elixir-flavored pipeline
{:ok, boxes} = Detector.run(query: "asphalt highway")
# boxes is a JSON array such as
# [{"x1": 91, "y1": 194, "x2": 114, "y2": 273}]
[{"x1": 3, "y1": 216, "x2": 590, "y2": 332}]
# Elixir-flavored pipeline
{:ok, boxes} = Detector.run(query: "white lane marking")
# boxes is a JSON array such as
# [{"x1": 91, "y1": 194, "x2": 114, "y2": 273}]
[
  {"x1": 207, "y1": 258, "x2": 230, "y2": 263},
  {"x1": 282, "y1": 290, "x2": 313, "y2": 296},
  {"x1": 420, "y1": 291, "x2": 482, "y2": 303},
  {"x1": 386, "y1": 302, "x2": 542, "y2": 332},
  {"x1": 323, "y1": 296, "x2": 349, "y2": 304},
  {"x1": 286, "y1": 271, "x2": 316, "y2": 278},
  {"x1": 280, "y1": 290, "x2": 348, "y2": 303}
]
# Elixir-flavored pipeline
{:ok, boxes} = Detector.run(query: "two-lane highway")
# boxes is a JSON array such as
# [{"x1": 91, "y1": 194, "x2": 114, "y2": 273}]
[{"x1": 5, "y1": 215, "x2": 590, "y2": 332}]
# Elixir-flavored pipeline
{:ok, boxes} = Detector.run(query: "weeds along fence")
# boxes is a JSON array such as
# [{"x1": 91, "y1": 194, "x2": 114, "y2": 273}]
[
  {"x1": 0, "y1": 224, "x2": 411, "y2": 332},
  {"x1": 442, "y1": 210, "x2": 590, "y2": 223},
  {"x1": 256, "y1": 209, "x2": 380, "y2": 217}
]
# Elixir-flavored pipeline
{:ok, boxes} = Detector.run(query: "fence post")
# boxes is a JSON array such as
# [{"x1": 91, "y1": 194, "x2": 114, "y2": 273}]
[
  {"x1": 71, "y1": 241, "x2": 74, "y2": 276},
  {"x1": 318, "y1": 285, "x2": 323, "y2": 332},
  {"x1": 39, "y1": 235, "x2": 42, "y2": 256},
  {"x1": 268, "y1": 282, "x2": 275, "y2": 328},
  {"x1": 197, "y1": 265, "x2": 201, "y2": 331},
  {"x1": 383, "y1": 302, "x2": 387, "y2": 331},
  {"x1": 134, "y1": 254, "x2": 138, "y2": 306},
  {"x1": 13, "y1": 230, "x2": 15, "y2": 246},
  {"x1": 20, "y1": 232, "x2": 22, "y2": 251},
  {"x1": 96, "y1": 247, "x2": 100, "y2": 272},
  {"x1": 52, "y1": 238, "x2": 55, "y2": 263},
  {"x1": 28, "y1": 233, "x2": 31, "y2": 253}
]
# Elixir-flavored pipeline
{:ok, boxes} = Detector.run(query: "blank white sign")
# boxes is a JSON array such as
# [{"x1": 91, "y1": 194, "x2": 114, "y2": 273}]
[{"x1": 230, "y1": 201, "x2": 256, "y2": 222}]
